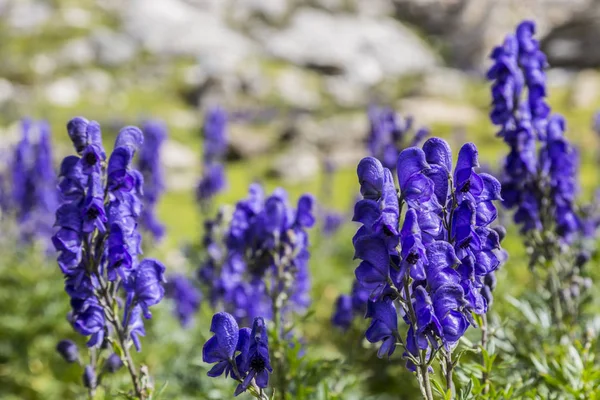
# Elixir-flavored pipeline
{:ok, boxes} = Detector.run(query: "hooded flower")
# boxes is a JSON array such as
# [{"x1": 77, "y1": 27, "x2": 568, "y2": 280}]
[
  {"x1": 235, "y1": 317, "x2": 273, "y2": 395},
  {"x1": 203, "y1": 312, "x2": 240, "y2": 378}
]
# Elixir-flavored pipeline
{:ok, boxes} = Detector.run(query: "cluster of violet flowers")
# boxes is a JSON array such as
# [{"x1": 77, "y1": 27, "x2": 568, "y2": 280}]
[
  {"x1": 197, "y1": 107, "x2": 228, "y2": 211},
  {"x1": 137, "y1": 120, "x2": 167, "y2": 242},
  {"x1": 367, "y1": 106, "x2": 428, "y2": 171},
  {"x1": 488, "y1": 20, "x2": 599, "y2": 320},
  {"x1": 0, "y1": 118, "x2": 58, "y2": 246},
  {"x1": 202, "y1": 312, "x2": 272, "y2": 398},
  {"x1": 348, "y1": 136, "x2": 505, "y2": 399},
  {"x1": 331, "y1": 107, "x2": 429, "y2": 329},
  {"x1": 198, "y1": 183, "x2": 315, "y2": 327},
  {"x1": 53, "y1": 117, "x2": 166, "y2": 399},
  {"x1": 198, "y1": 183, "x2": 314, "y2": 398}
]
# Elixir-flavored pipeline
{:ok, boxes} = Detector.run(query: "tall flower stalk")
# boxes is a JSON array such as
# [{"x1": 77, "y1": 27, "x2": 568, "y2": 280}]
[
  {"x1": 1, "y1": 118, "x2": 58, "y2": 246},
  {"x1": 53, "y1": 117, "x2": 166, "y2": 399},
  {"x1": 197, "y1": 107, "x2": 228, "y2": 213},
  {"x1": 198, "y1": 184, "x2": 315, "y2": 398},
  {"x1": 138, "y1": 120, "x2": 167, "y2": 242},
  {"x1": 488, "y1": 20, "x2": 599, "y2": 323},
  {"x1": 351, "y1": 137, "x2": 505, "y2": 399}
]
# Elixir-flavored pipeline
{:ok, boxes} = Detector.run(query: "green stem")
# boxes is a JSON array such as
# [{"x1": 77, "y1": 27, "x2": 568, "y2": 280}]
[
  {"x1": 97, "y1": 278, "x2": 145, "y2": 399},
  {"x1": 271, "y1": 247, "x2": 288, "y2": 400},
  {"x1": 445, "y1": 350, "x2": 454, "y2": 398},
  {"x1": 403, "y1": 279, "x2": 433, "y2": 400},
  {"x1": 481, "y1": 314, "x2": 490, "y2": 394}
]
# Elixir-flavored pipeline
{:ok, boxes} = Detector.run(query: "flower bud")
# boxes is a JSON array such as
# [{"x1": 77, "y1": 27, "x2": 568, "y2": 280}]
[
  {"x1": 56, "y1": 339, "x2": 79, "y2": 363},
  {"x1": 83, "y1": 365, "x2": 96, "y2": 389},
  {"x1": 103, "y1": 353, "x2": 124, "y2": 373}
]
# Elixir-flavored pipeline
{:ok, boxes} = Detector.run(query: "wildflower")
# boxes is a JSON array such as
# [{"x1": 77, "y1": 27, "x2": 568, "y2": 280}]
[
  {"x1": 104, "y1": 354, "x2": 124, "y2": 373},
  {"x1": 56, "y1": 339, "x2": 79, "y2": 363},
  {"x1": 138, "y1": 120, "x2": 167, "y2": 240},
  {"x1": 236, "y1": 317, "x2": 273, "y2": 394},
  {"x1": 165, "y1": 274, "x2": 202, "y2": 327}
]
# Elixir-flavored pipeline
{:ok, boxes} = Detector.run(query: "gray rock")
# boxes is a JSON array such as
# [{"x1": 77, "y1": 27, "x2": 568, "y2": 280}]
[
  {"x1": 7, "y1": 0, "x2": 52, "y2": 32},
  {"x1": 92, "y1": 29, "x2": 137, "y2": 66},
  {"x1": 79, "y1": 69, "x2": 113, "y2": 95},
  {"x1": 419, "y1": 67, "x2": 471, "y2": 100},
  {"x1": 542, "y1": 5, "x2": 600, "y2": 69},
  {"x1": 325, "y1": 76, "x2": 366, "y2": 108},
  {"x1": 61, "y1": 6, "x2": 93, "y2": 29},
  {"x1": 124, "y1": 0, "x2": 256, "y2": 74},
  {"x1": 569, "y1": 69, "x2": 600, "y2": 108},
  {"x1": 271, "y1": 145, "x2": 321, "y2": 182},
  {"x1": 397, "y1": 97, "x2": 481, "y2": 126},
  {"x1": 261, "y1": 9, "x2": 437, "y2": 85},
  {"x1": 230, "y1": 0, "x2": 290, "y2": 24},
  {"x1": 0, "y1": 79, "x2": 14, "y2": 105},
  {"x1": 59, "y1": 38, "x2": 95, "y2": 67},
  {"x1": 44, "y1": 77, "x2": 81, "y2": 107},
  {"x1": 228, "y1": 124, "x2": 279, "y2": 159},
  {"x1": 275, "y1": 68, "x2": 321, "y2": 110},
  {"x1": 161, "y1": 139, "x2": 198, "y2": 191},
  {"x1": 297, "y1": 113, "x2": 367, "y2": 147}
]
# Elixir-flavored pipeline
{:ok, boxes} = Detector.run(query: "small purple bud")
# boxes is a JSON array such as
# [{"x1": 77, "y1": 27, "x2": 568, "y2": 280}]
[
  {"x1": 56, "y1": 339, "x2": 79, "y2": 363},
  {"x1": 575, "y1": 251, "x2": 591, "y2": 268},
  {"x1": 103, "y1": 353, "x2": 124, "y2": 373},
  {"x1": 83, "y1": 365, "x2": 96, "y2": 389}
]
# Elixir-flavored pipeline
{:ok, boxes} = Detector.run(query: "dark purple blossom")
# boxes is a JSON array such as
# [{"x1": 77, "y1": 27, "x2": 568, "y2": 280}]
[
  {"x1": 367, "y1": 106, "x2": 428, "y2": 170},
  {"x1": 197, "y1": 107, "x2": 228, "y2": 206},
  {"x1": 236, "y1": 317, "x2": 272, "y2": 395},
  {"x1": 104, "y1": 353, "x2": 124, "y2": 373},
  {"x1": 348, "y1": 135, "x2": 505, "y2": 376},
  {"x1": 165, "y1": 274, "x2": 202, "y2": 327},
  {"x1": 138, "y1": 120, "x2": 167, "y2": 241},
  {"x1": 56, "y1": 339, "x2": 79, "y2": 363},
  {"x1": 53, "y1": 117, "x2": 167, "y2": 367},
  {"x1": 198, "y1": 184, "x2": 315, "y2": 327}
]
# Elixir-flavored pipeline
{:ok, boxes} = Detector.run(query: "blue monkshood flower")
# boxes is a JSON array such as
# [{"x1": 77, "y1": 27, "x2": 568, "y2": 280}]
[
  {"x1": 350, "y1": 135, "x2": 505, "y2": 370},
  {"x1": 5, "y1": 119, "x2": 59, "y2": 244},
  {"x1": 203, "y1": 312, "x2": 240, "y2": 378},
  {"x1": 125, "y1": 259, "x2": 167, "y2": 319},
  {"x1": 399, "y1": 209, "x2": 427, "y2": 281},
  {"x1": 54, "y1": 117, "x2": 167, "y2": 358},
  {"x1": 198, "y1": 184, "x2": 314, "y2": 327},
  {"x1": 56, "y1": 339, "x2": 79, "y2": 363},
  {"x1": 126, "y1": 305, "x2": 147, "y2": 352},
  {"x1": 322, "y1": 210, "x2": 344, "y2": 236},
  {"x1": 365, "y1": 297, "x2": 398, "y2": 358},
  {"x1": 367, "y1": 106, "x2": 429, "y2": 170},
  {"x1": 354, "y1": 234, "x2": 391, "y2": 300},
  {"x1": 104, "y1": 353, "x2": 124, "y2": 373},
  {"x1": 489, "y1": 20, "x2": 584, "y2": 245},
  {"x1": 71, "y1": 298, "x2": 106, "y2": 347},
  {"x1": 236, "y1": 317, "x2": 273, "y2": 395},
  {"x1": 165, "y1": 274, "x2": 202, "y2": 327},
  {"x1": 197, "y1": 107, "x2": 228, "y2": 205},
  {"x1": 138, "y1": 120, "x2": 167, "y2": 241},
  {"x1": 197, "y1": 163, "x2": 227, "y2": 202},
  {"x1": 516, "y1": 21, "x2": 550, "y2": 134},
  {"x1": 331, "y1": 294, "x2": 353, "y2": 330},
  {"x1": 203, "y1": 107, "x2": 228, "y2": 163}
]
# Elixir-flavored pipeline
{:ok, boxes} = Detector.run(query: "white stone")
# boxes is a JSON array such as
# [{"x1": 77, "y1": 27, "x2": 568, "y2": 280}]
[
  {"x1": 0, "y1": 79, "x2": 15, "y2": 105},
  {"x1": 45, "y1": 78, "x2": 80, "y2": 107}
]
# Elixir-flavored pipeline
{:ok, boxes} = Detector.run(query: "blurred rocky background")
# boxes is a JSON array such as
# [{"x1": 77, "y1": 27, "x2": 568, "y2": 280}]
[{"x1": 0, "y1": 0, "x2": 598, "y2": 185}]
